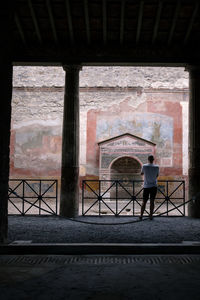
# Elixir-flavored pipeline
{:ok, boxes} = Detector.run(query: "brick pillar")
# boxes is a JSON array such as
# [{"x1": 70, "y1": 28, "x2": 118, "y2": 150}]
[
  {"x1": 187, "y1": 66, "x2": 200, "y2": 217},
  {"x1": 0, "y1": 4, "x2": 13, "y2": 243},
  {"x1": 60, "y1": 65, "x2": 81, "y2": 217}
]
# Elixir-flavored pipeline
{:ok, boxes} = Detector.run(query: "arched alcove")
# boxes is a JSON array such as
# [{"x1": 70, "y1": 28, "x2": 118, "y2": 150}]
[
  {"x1": 110, "y1": 156, "x2": 142, "y2": 181},
  {"x1": 98, "y1": 133, "x2": 156, "y2": 181},
  {"x1": 110, "y1": 156, "x2": 142, "y2": 199}
]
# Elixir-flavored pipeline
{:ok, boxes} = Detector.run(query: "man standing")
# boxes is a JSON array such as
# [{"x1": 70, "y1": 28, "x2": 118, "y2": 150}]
[{"x1": 140, "y1": 155, "x2": 159, "y2": 220}]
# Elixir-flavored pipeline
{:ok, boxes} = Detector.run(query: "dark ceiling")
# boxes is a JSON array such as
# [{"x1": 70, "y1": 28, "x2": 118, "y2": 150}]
[{"x1": 12, "y1": 0, "x2": 200, "y2": 65}]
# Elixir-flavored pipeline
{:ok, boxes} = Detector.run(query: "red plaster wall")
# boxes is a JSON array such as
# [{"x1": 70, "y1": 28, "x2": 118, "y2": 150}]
[
  {"x1": 86, "y1": 98, "x2": 183, "y2": 179},
  {"x1": 147, "y1": 100, "x2": 182, "y2": 176}
]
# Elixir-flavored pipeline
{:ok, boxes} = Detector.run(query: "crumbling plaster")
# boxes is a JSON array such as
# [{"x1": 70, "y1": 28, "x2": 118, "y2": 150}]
[{"x1": 11, "y1": 66, "x2": 189, "y2": 178}]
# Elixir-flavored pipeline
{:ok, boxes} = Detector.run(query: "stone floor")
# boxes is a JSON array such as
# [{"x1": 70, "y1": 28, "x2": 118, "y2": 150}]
[
  {"x1": 1, "y1": 216, "x2": 200, "y2": 299},
  {"x1": 1, "y1": 254, "x2": 200, "y2": 300},
  {"x1": 7, "y1": 215, "x2": 200, "y2": 244}
]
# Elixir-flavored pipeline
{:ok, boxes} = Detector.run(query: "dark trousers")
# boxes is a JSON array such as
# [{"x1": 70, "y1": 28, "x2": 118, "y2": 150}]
[{"x1": 143, "y1": 186, "x2": 157, "y2": 202}]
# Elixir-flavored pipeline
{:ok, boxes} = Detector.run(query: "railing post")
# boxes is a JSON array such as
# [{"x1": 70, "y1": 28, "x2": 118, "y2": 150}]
[
  {"x1": 55, "y1": 180, "x2": 58, "y2": 215},
  {"x1": 82, "y1": 180, "x2": 84, "y2": 216},
  {"x1": 22, "y1": 180, "x2": 25, "y2": 215},
  {"x1": 39, "y1": 180, "x2": 41, "y2": 215},
  {"x1": 116, "y1": 180, "x2": 118, "y2": 215},
  {"x1": 132, "y1": 181, "x2": 135, "y2": 216},
  {"x1": 99, "y1": 180, "x2": 101, "y2": 216},
  {"x1": 183, "y1": 181, "x2": 185, "y2": 216},
  {"x1": 167, "y1": 181, "x2": 169, "y2": 216}
]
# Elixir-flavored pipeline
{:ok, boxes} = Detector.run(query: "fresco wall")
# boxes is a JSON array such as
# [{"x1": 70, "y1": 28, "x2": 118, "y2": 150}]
[
  {"x1": 10, "y1": 66, "x2": 188, "y2": 187},
  {"x1": 97, "y1": 112, "x2": 173, "y2": 162},
  {"x1": 86, "y1": 90, "x2": 184, "y2": 181}
]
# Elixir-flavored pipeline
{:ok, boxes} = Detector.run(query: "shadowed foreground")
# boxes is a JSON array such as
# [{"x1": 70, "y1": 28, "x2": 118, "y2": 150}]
[
  {"x1": 1, "y1": 254, "x2": 200, "y2": 300},
  {"x1": 0, "y1": 216, "x2": 199, "y2": 299}
]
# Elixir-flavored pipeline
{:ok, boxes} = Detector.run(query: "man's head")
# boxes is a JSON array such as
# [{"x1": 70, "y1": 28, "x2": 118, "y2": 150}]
[{"x1": 148, "y1": 155, "x2": 154, "y2": 163}]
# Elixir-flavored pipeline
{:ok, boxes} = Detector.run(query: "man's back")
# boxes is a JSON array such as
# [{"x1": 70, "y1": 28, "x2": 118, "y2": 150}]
[{"x1": 141, "y1": 163, "x2": 159, "y2": 188}]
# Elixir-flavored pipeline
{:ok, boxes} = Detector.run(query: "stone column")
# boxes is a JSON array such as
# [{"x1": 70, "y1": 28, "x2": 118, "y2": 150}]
[
  {"x1": 60, "y1": 65, "x2": 81, "y2": 217},
  {"x1": 187, "y1": 66, "x2": 200, "y2": 217},
  {"x1": 0, "y1": 4, "x2": 13, "y2": 243}
]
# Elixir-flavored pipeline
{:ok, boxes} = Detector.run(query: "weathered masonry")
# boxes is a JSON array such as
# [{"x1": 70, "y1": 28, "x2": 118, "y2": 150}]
[
  {"x1": 10, "y1": 66, "x2": 188, "y2": 184},
  {"x1": 1, "y1": 0, "x2": 200, "y2": 242}
]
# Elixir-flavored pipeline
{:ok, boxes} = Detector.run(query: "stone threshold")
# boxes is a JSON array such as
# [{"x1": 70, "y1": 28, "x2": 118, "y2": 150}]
[{"x1": 1, "y1": 242, "x2": 200, "y2": 255}]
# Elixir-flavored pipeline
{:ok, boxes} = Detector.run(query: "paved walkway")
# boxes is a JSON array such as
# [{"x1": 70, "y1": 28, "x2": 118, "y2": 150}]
[{"x1": 8, "y1": 215, "x2": 200, "y2": 244}]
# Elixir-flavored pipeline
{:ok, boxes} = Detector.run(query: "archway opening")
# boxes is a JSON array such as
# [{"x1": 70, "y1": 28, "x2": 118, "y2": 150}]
[
  {"x1": 110, "y1": 156, "x2": 142, "y2": 200},
  {"x1": 110, "y1": 156, "x2": 142, "y2": 181}
]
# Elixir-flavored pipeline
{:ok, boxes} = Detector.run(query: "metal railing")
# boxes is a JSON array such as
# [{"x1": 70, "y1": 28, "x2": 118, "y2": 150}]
[
  {"x1": 82, "y1": 180, "x2": 185, "y2": 216},
  {"x1": 8, "y1": 179, "x2": 58, "y2": 215}
]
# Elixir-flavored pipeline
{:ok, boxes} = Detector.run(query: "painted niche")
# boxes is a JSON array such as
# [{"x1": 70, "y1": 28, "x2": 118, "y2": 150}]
[{"x1": 98, "y1": 133, "x2": 156, "y2": 180}]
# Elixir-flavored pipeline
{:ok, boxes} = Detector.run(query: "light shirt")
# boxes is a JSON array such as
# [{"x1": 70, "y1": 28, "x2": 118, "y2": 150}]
[{"x1": 141, "y1": 163, "x2": 159, "y2": 188}]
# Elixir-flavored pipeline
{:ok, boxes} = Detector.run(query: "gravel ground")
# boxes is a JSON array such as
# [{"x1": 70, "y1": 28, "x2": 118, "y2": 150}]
[{"x1": 8, "y1": 215, "x2": 200, "y2": 244}]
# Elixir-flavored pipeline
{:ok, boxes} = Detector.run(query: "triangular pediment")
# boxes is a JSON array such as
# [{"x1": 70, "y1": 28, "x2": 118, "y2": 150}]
[{"x1": 98, "y1": 133, "x2": 156, "y2": 147}]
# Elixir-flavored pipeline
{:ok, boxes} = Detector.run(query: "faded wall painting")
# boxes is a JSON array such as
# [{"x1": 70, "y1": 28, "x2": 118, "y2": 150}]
[
  {"x1": 97, "y1": 112, "x2": 173, "y2": 166},
  {"x1": 13, "y1": 124, "x2": 62, "y2": 175}
]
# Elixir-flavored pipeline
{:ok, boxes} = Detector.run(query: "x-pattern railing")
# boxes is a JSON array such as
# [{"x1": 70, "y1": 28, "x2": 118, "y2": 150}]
[
  {"x1": 8, "y1": 179, "x2": 58, "y2": 215},
  {"x1": 82, "y1": 180, "x2": 185, "y2": 216}
]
